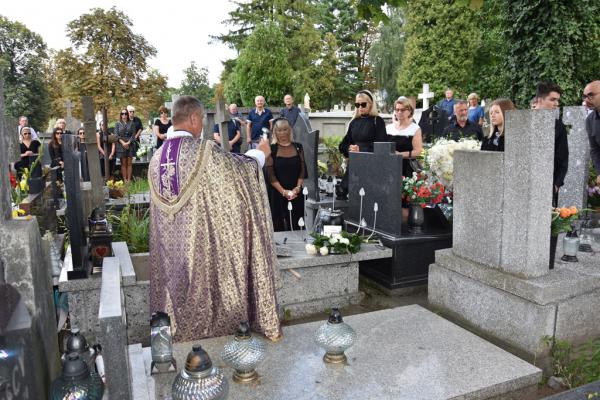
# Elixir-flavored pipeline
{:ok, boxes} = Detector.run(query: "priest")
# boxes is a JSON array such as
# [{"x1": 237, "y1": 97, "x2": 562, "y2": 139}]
[{"x1": 148, "y1": 96, "x2": 282, "y2": 342}]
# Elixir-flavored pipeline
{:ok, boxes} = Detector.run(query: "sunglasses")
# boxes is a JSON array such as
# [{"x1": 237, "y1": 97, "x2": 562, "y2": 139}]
[
  {"x1": 121, "y1": 112, "x2": 128, "y2": 115},
  {"x1": 22, "y1": 132, "x2": 31, "y2": 135},
  {"x1": 583, "y1": 92, "x2": 596, "y2": 100},
  {"x1": 355, "y1": 102, "x2": 369, "y2": 108},
  {"x1": 395, "y1": 108, "x2": 409, "y2": 113},
  {"x1": 56, "y1": 131, "x2": 63, "y2": 135}
]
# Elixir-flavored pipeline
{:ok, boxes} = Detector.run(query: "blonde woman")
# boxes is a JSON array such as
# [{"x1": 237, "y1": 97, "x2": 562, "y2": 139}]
[
  {"x1": 480, "y1": 98, "x2": 516, "y2": 152},
  {"x1": 386, "y1": 97, "x2": 423, "y2": 176},
  {"x1": 467, "y1": 93, "x2": 485, "y2": 125}
]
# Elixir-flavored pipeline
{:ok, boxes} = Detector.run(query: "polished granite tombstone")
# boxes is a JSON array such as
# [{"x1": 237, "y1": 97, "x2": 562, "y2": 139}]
[
  {"x1": 138, "y1": 305, "x2": 541, "y2": 400},
  {"x1": 293, "y1": 111, "x2": 319, "y2": 200},
  {"x1": 346, "y1": 142, "x2": 452, "y2": 291}
]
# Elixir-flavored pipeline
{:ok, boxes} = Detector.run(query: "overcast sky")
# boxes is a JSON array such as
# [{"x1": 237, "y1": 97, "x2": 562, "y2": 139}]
[{"x1": 2, "y1": 0, "x2": 238, "y2": 87}]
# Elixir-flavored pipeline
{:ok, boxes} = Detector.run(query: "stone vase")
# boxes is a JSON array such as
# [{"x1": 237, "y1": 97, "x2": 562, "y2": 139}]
[
  {"x1": 408, "y1": 203, "x2": 425, "y2": 234},
  {"x1": 549, "y1": 235, "x2": 558, "y2": 270}
]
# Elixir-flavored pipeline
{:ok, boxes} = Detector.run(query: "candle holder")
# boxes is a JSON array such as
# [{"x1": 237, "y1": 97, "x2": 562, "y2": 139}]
[
  {"x1": 221, "y1": 321, "x2": 266, "y2": 384},
  {"x1": 314, "y1": 308, "x2": 356, "y2": 364},
  {"x1": 561, "y1": 229, "x2": 579, "y2": 262},
  {"x1": 172, "y1": 345, "x2": 229, "y2": 400},
  {"x1": 150, "y1": 311, "x2": 177, "y2": 374},
  {"x1": 51, "y1": 353, "x2": 104, "y2": 400}
]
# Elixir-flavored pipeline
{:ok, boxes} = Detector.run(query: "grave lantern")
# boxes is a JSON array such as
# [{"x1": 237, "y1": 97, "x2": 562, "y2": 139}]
[
  {"x1": 561, "y1": 227, "x2": 580, "y2": 262},
  {"x1": 221, "y1": 321, "x2": 266, "y2": 384},
  {"x1": 172, "y1": 345, "x2": 228, "y2": 400},
  {"x1": 88, "y1": 207, "x2": 113, "y2": 273},
  {"x1": 314, "y1": 308, "x2": 356, "y2": 364},
  {"x1": 63, "y1": 328, "x2": 96, "y2": 371},
  {"x1": 150, "y1": 311, "x2": 177, "y2": 373},
  {"x1": 50, "y1": 352, "x2": 104, "y2": 400}
]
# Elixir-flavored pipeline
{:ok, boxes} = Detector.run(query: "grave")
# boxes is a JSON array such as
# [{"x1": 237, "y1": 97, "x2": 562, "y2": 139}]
[
  {"x1": 0, "y1": 75, "x2": 60, "y2": 397},
  {"x1": 428, "y1": 109, "x2": 600, "y2": 365},
  {"x1": 345, "y1": 142, "x2": 452, "y2": 291},
  {"x1": 559, "y1": 106, "x2": 589, "y2": 209},
  {"x1": 138, "y1": 305, "x2": 542, "y2": 400}
]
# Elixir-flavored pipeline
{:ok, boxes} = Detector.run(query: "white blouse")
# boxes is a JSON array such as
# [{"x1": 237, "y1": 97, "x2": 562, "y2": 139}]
[{"x1": 386, "y1": 122, "x2": 419, "y2": 137}]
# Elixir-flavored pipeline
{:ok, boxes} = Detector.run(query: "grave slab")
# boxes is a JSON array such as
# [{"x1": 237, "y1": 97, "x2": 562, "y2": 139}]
[
  {"x1": 142, "y1": 305, "x2": 541, "y2": 400},
  {"x1": 560, "y1": 106, "x2": 589, "y2": 209}
]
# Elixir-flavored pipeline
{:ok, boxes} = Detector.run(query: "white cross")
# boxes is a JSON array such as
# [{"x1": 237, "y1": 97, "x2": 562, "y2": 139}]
[
  {"x1": 160, "y1": 144, "x2": 176, "y2": 170},
  {"x1": 418, "y1": 84, "x2": 435, "y2": 110}
]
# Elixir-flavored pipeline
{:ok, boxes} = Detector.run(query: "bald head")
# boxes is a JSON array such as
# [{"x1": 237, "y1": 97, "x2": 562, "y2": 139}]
[{"x1": 584, "y1": 81, "x2": 600, "y2": 111}]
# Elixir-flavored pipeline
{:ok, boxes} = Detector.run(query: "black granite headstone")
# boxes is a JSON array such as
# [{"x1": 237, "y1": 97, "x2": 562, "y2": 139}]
[
  {"x1": 347, "y1": 142, "x2": 403, "y2": 237},
  {"x1": 63, "y1": 134, "x2": 89, "y2": 279},
  {"x1": 294, "y1": 112, "x2": 319, "y2": 201}
]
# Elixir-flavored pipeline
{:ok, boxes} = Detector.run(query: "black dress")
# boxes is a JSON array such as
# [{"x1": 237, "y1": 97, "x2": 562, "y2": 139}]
[
  {"x1": 267, "y1": 143, "x2": 306, "y2": 232},
  {"x1": 49, "y1": 143, "x2": 64, "y2": 181},
  {"x1": 154, "y1": 118, "x2": 172, "y2": 149},
  {"x1": 481, "y1": 128, "x2": 504, "y2": 152},
  {"x1": 16, "y1": 140, "x2": 41, "y2": 174}
]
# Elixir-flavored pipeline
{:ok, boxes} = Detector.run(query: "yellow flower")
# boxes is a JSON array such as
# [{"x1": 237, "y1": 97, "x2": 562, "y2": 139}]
[{"x1": 19, "y1": 179, "x2": 28, "y2": 192}]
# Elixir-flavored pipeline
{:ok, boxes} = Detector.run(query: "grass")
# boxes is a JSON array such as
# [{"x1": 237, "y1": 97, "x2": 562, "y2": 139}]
[
  {"x1": 125, "y1": 177, "x2": 150, "y2": 195},
  {"x1": 109, "y1": 203, "x2": 150, "y2": 253},
  {"x1": 542, "y1": 336, "x2": 600, "y2": 389}
]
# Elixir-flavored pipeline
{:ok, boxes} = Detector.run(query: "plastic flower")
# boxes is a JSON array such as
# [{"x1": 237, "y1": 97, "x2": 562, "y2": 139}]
[
  {"x1": 340, "y1": 238, "x2": 350, "y2": 245},
  {"x1": 305, "y1": 244, "x2": 318, "y2": 255},
  {"x1": 329, "y1": 237, "x2": 338, "y2": 245},
  {"x1": 9, "y1": 173, "x2": 17, "y2": 188},
  {"x1": 319, "y1": 246, "x2": 329, "y2": 256}
]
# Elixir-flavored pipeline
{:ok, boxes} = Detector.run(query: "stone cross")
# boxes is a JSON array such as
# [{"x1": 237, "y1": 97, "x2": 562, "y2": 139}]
[
  {"x1": 81, "y1": 96, "x2": 104, "y2": 209},
  {"x1": 418, "y1": 83, "x2": 435, "y2": 110},
  {"x1": 559, "y1": 106, "x2": 589, "y2": 209},
  {"x1": 347, "y1": 142, "x2": 403, "y2": 237},
  {"x1": 214, "y1": 98, "x2": 231, "y2": 152},
  {"x1": 294, "y1": 112, "x2": 319, "y2": 200}
]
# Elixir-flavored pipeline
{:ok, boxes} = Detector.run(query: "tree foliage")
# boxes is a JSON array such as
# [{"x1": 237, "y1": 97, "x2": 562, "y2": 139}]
[
  {"x1": 503, "y1": 0, "x2": 600, "y2": 107},
  {"x1": 224, "y1": 23, "x2": 292, "y2": 106},
  {"x1": 53, "y1": 7, "x2": 166, "y2": 121},
  {"x1": 178, "y1": 62, "x2": 214, "y2": 109},
  {"x1": 396, "y1": 0, "x2": 480, "y2": 104},
  {"x1": 368, "y1": 7, "x2": 405, "y2": 106},
  {"x1": 0, "y1": 15, "x2": 49, "y2": 129}
]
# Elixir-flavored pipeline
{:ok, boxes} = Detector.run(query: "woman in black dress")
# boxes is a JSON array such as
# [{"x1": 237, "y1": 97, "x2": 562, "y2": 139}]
[
  {"x1": 96, "y1": 120, "x2": 116, "y2": 179},
  {"x1": 338, "y1": 90, "x2": 388, "y2": 195},
  {"x1": 266, "y1": 118, "x2": 306, "y2": 231},
  {"x1": 153, "y1": 105, "x2": 172, "y2": 149},
  {"x1": 49, "y1": 127, "x2": 64, "y2": 181},
  {"x1": 115, "y1": 108, "x2": 136, "y2": 182},
  {"x1": 15, "y1": 126, "x2": 41, "y2": 178},
  {"x1": 481, "y1": 98, "x2": 516, "y2": 152},
  {"x1": 386, "y1": 97, "x2": 423, "y2": 176}
]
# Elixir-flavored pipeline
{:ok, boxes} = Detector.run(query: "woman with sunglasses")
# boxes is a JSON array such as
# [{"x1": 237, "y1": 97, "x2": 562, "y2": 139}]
[
  {"x1": 15, "y1": 127, "x2": 41, "y2": 178},
  {"x1": 386, "y1": 97, "x2": 423, "y2": 176},
  {"x1": 76, "y1": 128, "x2": 90, "y2": 181},
  {"x1": 481, "y1": 98, "x2": 516, "y2": 152},
  {"x1": 96, "y1": 120, "x2": 116, "y2": 179},
  {"x1": 115, "y1": 108, "x2": 136, "y2": 182},
  {"x1": 49, "y1": 127, "x2": 65, "y2": 181},
  {"x1": 338, "y1": 90, "x2": 387, "y2": 196},
  {"x1": 153, "y1": 106, "x2": 172, "y2": 149}
]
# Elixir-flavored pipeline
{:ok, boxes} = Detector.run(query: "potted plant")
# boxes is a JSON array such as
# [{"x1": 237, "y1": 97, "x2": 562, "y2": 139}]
[{"x1": 550, "y1": 207, "x2": 579, "y2": 268}]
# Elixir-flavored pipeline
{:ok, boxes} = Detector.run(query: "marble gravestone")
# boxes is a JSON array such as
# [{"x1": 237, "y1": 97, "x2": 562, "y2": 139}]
[
  {"x1": 293, "y1": 111, "x2": 319, "y2": 201},
  {"x1": 347, "y1": 142, "x2": 452, "y2": 290},
  {"x1": 559, "y1": 106, "x2": 589, "y2": 209},
  {"x1": 62, "y1": 133, "x2": 89, "y2": 279},
  {"x1": 429, "y1": 109, "x2": 600, "y2": 363}
]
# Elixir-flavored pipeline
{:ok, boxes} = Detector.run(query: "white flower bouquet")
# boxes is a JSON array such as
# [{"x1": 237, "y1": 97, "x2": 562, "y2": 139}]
[{"x1": 423, "y1": 138, "x2": 480, "y2": 190}]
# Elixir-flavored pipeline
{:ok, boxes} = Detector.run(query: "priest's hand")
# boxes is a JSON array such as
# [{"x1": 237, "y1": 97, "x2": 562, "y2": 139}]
[{"x1": 257, "y1": 137, "x2": 271, "y2": 159}]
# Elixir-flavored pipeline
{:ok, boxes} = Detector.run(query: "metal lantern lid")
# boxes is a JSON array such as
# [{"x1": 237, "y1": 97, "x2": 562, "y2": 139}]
[
  {"x1": 186, "y1": 345, "x2": 213, "y2": 375},
  {"x1": 63, "y1": 352, "x2": 90, "y2": 379},
  {"x1": 234, "y1": 321, "x2": 251, "y2": 340},
  {"x1": 172, "y1": 345, "x2": 229, "y2": 400},
  {"x1": 328, "y1": 308, "x2": 343, "y2": 324},
  {"x1": 151, "y1": 311, "x2": 171, "y2": 327},
  {"x1": 66, "y1": 328, "x2": 89, "y2": 354}
]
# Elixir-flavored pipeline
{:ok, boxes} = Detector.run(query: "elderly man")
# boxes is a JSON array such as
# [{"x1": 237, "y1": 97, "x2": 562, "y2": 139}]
[
  {"x1": 246, "y1": 95, "x2": 273, "y2": 149},
  {"x1": 148, "y1": 95, "x2": 281, "y2": 342},
  {"x1": 280, "y1": 94, "x2": 300, "y2": 127},
  {"x1": 212, "y1": 103, "x2": 242, "y2": 153},
  {"x1": 535, "y1": 82, "x2": 569, "y2": 207},
  {"x1": 584, "y1": 80, "x2": 600, "y2": 186},
  {"x1": 55, "y1": 118, "x2": 74, "y2": 135},
  {"x1": 437, "y1": 88, "x2": 456, "y2": 120},
  {"x1": 18, "y1": 116, "x2": 39, "y2": 141},
  {"x1": 127, "y1": 105, "x2": 143, "y2": 143},
  {"x1": 442, "y1": 100, "x2": 483, "y2": 141}
]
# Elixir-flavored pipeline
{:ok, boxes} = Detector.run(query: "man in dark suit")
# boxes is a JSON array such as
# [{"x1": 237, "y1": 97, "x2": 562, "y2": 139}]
[
  {"x1": 535, "y1": 82, "x2": 569, "y2": 207},
  {"x1": 584, "y1": 80, "x2": 600, "y2": 187}
]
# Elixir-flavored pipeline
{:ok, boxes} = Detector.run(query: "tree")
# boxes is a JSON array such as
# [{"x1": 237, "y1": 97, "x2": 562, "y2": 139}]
[
  {"x1": 224, "y1": 23, "x2": 292, "y2": 107},
  {"x1": 503, "y1": 0, "x2": 600, "y2": 107},
  {"x1": 396, "y1": 0, "x2": 480, "y2": 104},
  {"x1": 57, "y1": 7, "x2": 163, "y2": 120},
  {"x1": 178, "y1": 62, "x2": 214, "y2": 109},
  {"x1": 368, "y1": 7, "x2": 405, "y2": 106},
  {"x1": 0, "y1": 15, "x2": 49, "y2": 129}
]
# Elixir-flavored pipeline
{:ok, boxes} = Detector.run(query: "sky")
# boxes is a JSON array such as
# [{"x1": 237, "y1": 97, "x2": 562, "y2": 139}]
[{"x1": 2, "y1": 0, "x2": 238, "y2": 87}]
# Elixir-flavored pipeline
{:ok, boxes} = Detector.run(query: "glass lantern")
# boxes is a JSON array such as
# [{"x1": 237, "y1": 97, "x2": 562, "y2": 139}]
[
  {"x1": 172, "y1": 345, "x2": 229, "y2": 400},
  {"x1": 221, "y1": 321, "x2": 266, "y2": 384},
  {"x1": 50, "y1": 352, "x2": 104, "y2": 400},
  {"x1": 150, "y1": 311, "x2": 177, "y2": 373},
  {"x1": 314, "y1": 308, "x2": 356, "y2": 364},
  {"x1": 561, "y1": 228, "x2": 579, "y2": 262},
  {"x1": 579, "y1": 218, "x2": 594, "y2": 253}
]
